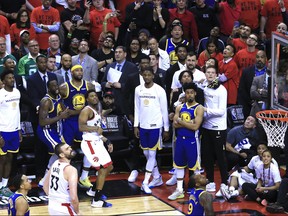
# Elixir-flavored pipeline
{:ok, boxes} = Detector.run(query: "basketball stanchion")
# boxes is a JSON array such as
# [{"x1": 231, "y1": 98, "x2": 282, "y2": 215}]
[{"x1": 256, "y1": 110, "x2": 288, "y2": 149}]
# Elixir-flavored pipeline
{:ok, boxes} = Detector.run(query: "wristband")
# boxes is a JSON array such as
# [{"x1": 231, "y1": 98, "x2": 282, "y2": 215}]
[
  {"x1": 158, "y1": 15, "x2": 162, "y2": 18},
  {"x1": 104, "y1": 139, "x2": 111, "y2": 147},
  {"x1": 67, "y1": 33, "x2": 72, "y2": 38}
]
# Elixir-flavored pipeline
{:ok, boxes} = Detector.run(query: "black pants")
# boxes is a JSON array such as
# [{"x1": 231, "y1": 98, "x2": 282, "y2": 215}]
[
  {"x1": 277, "y1": 178, "x2": 288, "y2": 211},
  {"x1": 242, "y1": 182, "x2": 278, "y2": 202},
  {"x1": 201, "y1": 128, "x2": 228, "y2": 183},
  {"x1": 226, "y1": 149, "x2": 255, "y2": 171}
]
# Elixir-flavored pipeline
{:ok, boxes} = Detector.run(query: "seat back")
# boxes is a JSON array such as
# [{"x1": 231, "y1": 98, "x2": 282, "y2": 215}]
[
  {"x1": 227, "y1": 105, "x2": 245, "y2": 129},
  {"x1": 102, "y1": 115, "x2": 133, "y2": 152}
]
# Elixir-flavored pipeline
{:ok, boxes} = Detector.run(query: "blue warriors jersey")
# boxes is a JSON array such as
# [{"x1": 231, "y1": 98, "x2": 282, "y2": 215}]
[
  {"x1": 8, "y1": 193, "x2": 30, "y2": 216},
  {"x1": 63, "y1": 80, "x2": 89, "y2": 120},
  {"x1": 41, "y1": 94, "x2": 63, "y2": 133},
  {"x1": 165, "y1": 38, "x2": 189, "y2": 65},
  {"x1": 177, "y1": 103, "x2": 199, "y2": 137},
  {"x1": 187, "y1": 188, "x2": 205, "y2": 216}
]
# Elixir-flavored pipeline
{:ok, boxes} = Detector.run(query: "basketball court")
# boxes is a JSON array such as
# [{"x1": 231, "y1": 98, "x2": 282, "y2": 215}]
[{"x1": 0, "y1": 170, "x2": 287, "y2": 215}]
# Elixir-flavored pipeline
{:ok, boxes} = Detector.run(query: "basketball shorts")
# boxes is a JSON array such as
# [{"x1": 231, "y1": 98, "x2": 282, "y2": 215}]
[
  {"x1": 37, "y1": 127, "x2": 62, "y2": 154},
  {"x1": 62, "y1": 118, "x2": 82, "y2": 144},
  {"x1": 139, "y1": 128, "x2": 162, "y2": 150},
  {"x1": 48, "y1": 200, "x2": 77, "y2": 216},
  {"x1": 0, "y1": 131, "x2": 20, "y2": 155},
  {"x1": 174, "y1": 136, "x2": 199, "y2": 170},
  {"x1": 81, "y1": 138, "x2": 112, "y2": 170}
]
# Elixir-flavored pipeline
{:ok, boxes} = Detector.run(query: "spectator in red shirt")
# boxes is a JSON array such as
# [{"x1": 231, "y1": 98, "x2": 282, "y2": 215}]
[
  {"x1": 84, "y1": 0, "x2": 120, "y2": 49},
  {"x1": 26, "y1": 0, "x2": 42, "y2": 12},
  {"x1": 197, "y1": 36, "x2": 223, "y2": 70},
  {"x1": 260, "y1": 0, "x2": 288, "y2": 40},
  {"x1": 0, "y1": 15, "x2": 11, "y2": 54},
  {"x1": 234, "y1": 33, "x2": 259, "y2": 78},
  {"x1": 227, "y1": 25, "x2": 251, "y2": 52},
  {"x1": 10, "y1": 9, "x2": 36, "y2": 52},
  {"x1": 169, "y1": 0, "x2": 199, "y2": 49},
  {"x1": 214, "y1": 0, "x2": 241, "y2": 43},
  {"x1": 115, "y1": 0, "x2": 134, "y2": 23},
  {"x1": 219, "y1": 44, "x2": 239, "y2": 105},
  {"x1": 30, "y1": 0, "x2": 61, "y2": 51},
  {"x1": 236, "y1": 0, "x2": 262, "y2": 32}
]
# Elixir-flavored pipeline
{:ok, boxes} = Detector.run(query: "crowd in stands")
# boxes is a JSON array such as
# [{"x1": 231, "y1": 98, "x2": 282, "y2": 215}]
[{"x1": 1, "y1": 0, "x2": 288, "y2": 213}]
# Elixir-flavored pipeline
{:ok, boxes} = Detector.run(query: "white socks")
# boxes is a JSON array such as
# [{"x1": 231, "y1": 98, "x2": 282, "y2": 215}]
[
  {"x1": 176, "y1": 168, "x2": 185, "y2": 192},
  {"x1": 80, "y1": 170, "x2": 89, "y2": 181}
]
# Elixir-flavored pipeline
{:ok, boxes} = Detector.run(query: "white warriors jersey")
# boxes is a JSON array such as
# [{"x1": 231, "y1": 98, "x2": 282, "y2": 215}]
[
  {"x1": 0, "y1": 88, "x2": 21, "y2": 132},
  {"x1": 82, "y1": 106, "x2": 102, "y2": 140},
  {"x1": 48, "y1": 160, "x2": 71, "y2": 203}
]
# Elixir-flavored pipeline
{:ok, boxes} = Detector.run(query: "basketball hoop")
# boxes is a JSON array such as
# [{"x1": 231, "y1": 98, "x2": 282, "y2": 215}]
[{"x1": 256, "y1": 110, "x2": 288, "y2": 149}]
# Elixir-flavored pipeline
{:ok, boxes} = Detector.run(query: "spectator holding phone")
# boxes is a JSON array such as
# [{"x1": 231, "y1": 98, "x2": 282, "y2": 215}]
[
  {"x1": 124, "y1": 0, "x2": 153, "y2": 37},
  {"x1": 84, "y1": 0, "x2": 121, "y2": 49},
  {"x1": 60, "y1": 0, "x2": 90, "y2": 41},
  {"x1": 214, "y1": 0, "x2": 241, "y2": 44}
]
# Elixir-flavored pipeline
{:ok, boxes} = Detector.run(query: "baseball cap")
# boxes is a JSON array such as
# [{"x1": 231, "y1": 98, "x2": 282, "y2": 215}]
[
  {"x1": 103, "y1": 91, "x2": 114, "y2": 98},
  {"x1": 19, "y1": 30, "x2": 30, "y2": 37}
]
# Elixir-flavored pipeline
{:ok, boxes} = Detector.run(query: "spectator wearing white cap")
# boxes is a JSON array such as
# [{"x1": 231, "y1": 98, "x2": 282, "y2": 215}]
[{"x1": 12, "y1": 30, "x2": 30, "y2": 61}]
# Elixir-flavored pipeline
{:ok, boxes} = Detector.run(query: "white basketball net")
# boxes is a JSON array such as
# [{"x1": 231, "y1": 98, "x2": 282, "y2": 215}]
[{"x1": 257, "y1": 110, "x2": 288, "y2": 149}]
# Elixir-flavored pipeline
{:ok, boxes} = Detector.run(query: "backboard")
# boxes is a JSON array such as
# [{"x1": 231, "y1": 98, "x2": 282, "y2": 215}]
[{"x1": 270, "y1": 32, "x2": 288, "y2": 111}]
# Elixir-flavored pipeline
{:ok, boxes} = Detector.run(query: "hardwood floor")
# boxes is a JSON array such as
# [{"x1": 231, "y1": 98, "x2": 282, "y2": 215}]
[{"x1": 0, "y1": 169, "x2": 287, "y2": 215}]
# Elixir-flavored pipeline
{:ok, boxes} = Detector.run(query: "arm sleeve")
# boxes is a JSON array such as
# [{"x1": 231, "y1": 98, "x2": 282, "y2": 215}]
[
  {"x1": 134, "y1": 87, "x2": 140, "y2": 127},
  {"x1": 159, "y1": 87, "x2": 170, "y2": 131},
  {"x1": 218, "y1": 73, "x2": 228, "y2": 82},
  {"x1": 100, "y1": 65, "x2": 109, "y2": 89},
  {"x1": 91, "y1": 59, "x2": 98, "y2": 81},
  {"x1": 47, "y1": 22, "x2": 61, "y2": 32},
  {"x1": 224, "y1": 63, "x2": 239, "y2": 80},
  {"x1": 206, "y1": 87, "x2": 227, "y2": 117},
  {"x1": 17, "y1": 58, "x2": 25, "y2": 76},
  {"x1": 171, "y1": 71, "x2": 179, "y2": 90},
  {"x1": 47, "y1": 9, "x2": 61, "y2": 32},
  {"x1": 226, "y1": 128, "x2": 236, "y2": 145},
  {"x1": 160, "y1": 50, "x2": 170, "y2": 71},
  {"x1": 32, "y1": 22, "x2": 43, "y2": 33},
  {"x1": 272, "y1": 165, "x2": 282, "y2": 183}
]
